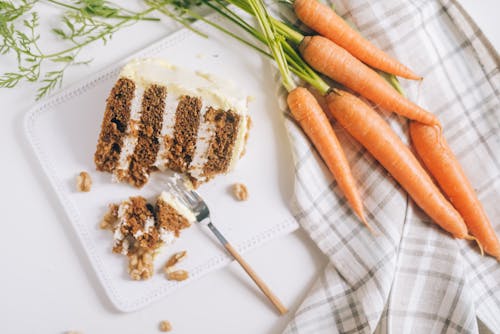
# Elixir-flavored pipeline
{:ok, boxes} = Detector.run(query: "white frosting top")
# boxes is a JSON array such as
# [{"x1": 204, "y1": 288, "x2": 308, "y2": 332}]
[{"x1": 120, "y1": 58, "x2": 248, "y2": 114}]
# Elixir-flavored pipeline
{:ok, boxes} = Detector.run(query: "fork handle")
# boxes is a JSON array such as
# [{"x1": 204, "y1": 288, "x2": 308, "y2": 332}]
[
  {"x1": 207, "y1": 222, "x2": 288, "y2": 315},
  {"x1": 224, "y1": 243, "x2": 288, "y2": 315}
]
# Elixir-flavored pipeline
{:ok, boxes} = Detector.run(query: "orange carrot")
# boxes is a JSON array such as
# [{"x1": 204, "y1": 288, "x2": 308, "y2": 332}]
[
  {"x1": 300, "y1": 36, "x2": 440, "y2": 126},
  {"x1": 294, "y1": 0, "x2": 421, "y2": 80},
  {"x1": 410, "y1": 122, "x2": 500, "y2": 259},
  {"x1": 326, "y1": 90, "x2": 469, "y2": 239},
  {"x1": 288, "y1": 87, "x2": 372, "y2": 231}
]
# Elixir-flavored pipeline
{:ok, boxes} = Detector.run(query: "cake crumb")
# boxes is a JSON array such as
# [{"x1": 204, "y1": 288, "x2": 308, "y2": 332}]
[
  {"x1": 232, "y1": 183, "x2": 248, "y2": 201},
  {"x1": 164, "y1": 251, "x2": 187, "y2": 274},
  {"x1": 66, "y1": 331, "x2": 83, "y2": 334},
  {"x1": 76, "y1": 171, "x2": 92, "y2": 192},
  {"x1": 159, "y1": 320, "x2": 172, "y2": 332},
  {"x1": 167, "y1": 269, "x2": 189, "y2": 281}
]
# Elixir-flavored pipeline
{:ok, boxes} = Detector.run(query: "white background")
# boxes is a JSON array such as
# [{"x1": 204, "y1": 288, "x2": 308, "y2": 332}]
[{"x1": 0, "y1": 1, "x2": 497, "y2": 333}]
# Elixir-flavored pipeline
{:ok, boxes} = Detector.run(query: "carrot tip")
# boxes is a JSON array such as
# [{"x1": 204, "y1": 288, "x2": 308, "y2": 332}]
[
  {"x1": 465, "y1": 234, "x2": 484, "y2": 256},
  {"x1": 359, "y1": 214, "x2": 378, "y2": 236}
]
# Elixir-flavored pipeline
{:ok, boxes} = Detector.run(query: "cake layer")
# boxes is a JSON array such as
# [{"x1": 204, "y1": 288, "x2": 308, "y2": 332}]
[
  {"x1": 202, "y1": 108, "x2": 242, "y2": 180},
  {"x1": 166, "y1": 95, "x2": 202, "y2": 173},
  {"x1": 128, "y1": 85, "x2": 167, "y2": 187},
  {"x1": 96, "y1": 59, "x2": 250, "y2": 187},
  {"x1": 95, "y1": 78, "x2": 135, "y2": 172}
]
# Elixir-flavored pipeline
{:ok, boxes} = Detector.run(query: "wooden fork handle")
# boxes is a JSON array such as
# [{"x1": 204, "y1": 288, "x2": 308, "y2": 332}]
[{"x1": 224, "y1": 243, "x2": 288, "y2": 315}]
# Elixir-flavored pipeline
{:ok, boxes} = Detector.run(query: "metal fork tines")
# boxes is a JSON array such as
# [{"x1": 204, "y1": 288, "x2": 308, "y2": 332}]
[{"x1": 164, "y1": 176, "x2": 287, "y2": 315}]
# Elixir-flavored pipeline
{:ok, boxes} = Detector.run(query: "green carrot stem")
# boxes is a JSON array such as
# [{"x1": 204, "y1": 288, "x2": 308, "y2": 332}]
[
  {"x1": 206, "y1": 0, "x2": 329, "y2": 94},
  {"x1": 225, "y1": 0, "x2": 304, "y2": 44},
  {"x1": 187, "y1": 9, "x2": 272, "y2": 58},
  {"x1": 247, "y1": 0, "x2": 295, "y2": 91},
  {"x1": 273, "y1": 20, "x2": 303, "y2": 45}
]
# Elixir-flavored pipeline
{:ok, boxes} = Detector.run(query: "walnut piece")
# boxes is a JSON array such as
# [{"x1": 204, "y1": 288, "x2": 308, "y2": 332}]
[
  {"x1": 76, "y1": 171, "x2": 92, "y2": 192},
  {"x1": 128, "y1": 248, "x2": 154, "y2": 280},
  {"x1": 232, "y1": 183, "x2": 248, "y2": 201},
  {"x1": 159, "y1": 320, "x2": 172, "y2": 332},
  {"x1": 164, "y1": 251, "x2": 187, "y2": 273},
  {"x1": 167, "y1": 269, "x2": 189, "y2": 281},
  {"x1": 100, "y1": 204, "x2": 118, "y2": 230}
]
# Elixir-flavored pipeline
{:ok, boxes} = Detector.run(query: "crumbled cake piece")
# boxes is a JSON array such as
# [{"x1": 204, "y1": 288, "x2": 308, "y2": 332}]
[
  {"x1": 167, "y1": 269, "x2": 189, "y2": 281},
  {"x1": 232, "y1": 183, "x2": 248, "y2": 201},
  {"x1": 159, "y1": 320, "x2": 172, "y2": 332},
  {"x1": 164, "y1": 251, "x2": 187, "y2": 274},
  {"x1": 101, "y1": 196, "x2": 160, "y2": 280},
  {"x1": 101, "y1": 192, "x2": 195, "y2": 280},
  {"x1": 76, "y1": 171, "x2": 92, "y2": 192}
]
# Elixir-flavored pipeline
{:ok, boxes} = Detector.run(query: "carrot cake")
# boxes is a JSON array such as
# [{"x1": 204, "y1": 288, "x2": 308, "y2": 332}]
[
  {"x1": 101, "y1": 192, "x2": 195, "y2": 280},
  {"x1": 94, "y1": 58, "x2": 250, "y2": 188}
]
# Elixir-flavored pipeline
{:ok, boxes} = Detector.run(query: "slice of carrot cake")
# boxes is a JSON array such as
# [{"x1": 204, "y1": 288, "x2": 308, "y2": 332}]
[
  {"x1": 95, "y1": 58, "x2": 250, "y2": 188},
  {"x1": 101, "y1": 192, "x2": 195, "y2": 280}
]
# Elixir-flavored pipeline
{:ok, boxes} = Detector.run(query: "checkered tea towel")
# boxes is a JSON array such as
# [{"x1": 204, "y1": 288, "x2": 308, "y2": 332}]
[{"x1": 276, "y1": 0, "x2": 500, "y2": 333}]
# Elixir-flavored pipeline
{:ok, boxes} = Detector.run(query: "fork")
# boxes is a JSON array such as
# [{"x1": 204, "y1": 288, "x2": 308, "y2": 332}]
[{"x1": 165, "y1": 176, "x2": 288, "y2": 315}]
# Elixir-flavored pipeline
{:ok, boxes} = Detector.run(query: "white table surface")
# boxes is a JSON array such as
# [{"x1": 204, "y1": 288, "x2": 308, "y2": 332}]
[{"x1": 1, "y1": 1, "x2": 497, "y2": 333}]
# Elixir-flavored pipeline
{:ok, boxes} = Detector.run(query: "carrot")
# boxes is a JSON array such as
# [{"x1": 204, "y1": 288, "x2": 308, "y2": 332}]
[
  {"x1": 326, "y1": 90, "x2": 470, "y2": 239},
  {"x1": 300, "y1": 36, "x2": 440, "y2": 126},
  {"x1": 241, "y1": 0, "x2": 371, "y2": 230},
  {"x1": 409, "y1": 122, "x2": 499, "y2": 259},
  {"x1": 294, "y1": 0, "x2": 421, "y2": 80},
  {"x1": 288, "y1": 87, "x2": 372, "y2": 231}
]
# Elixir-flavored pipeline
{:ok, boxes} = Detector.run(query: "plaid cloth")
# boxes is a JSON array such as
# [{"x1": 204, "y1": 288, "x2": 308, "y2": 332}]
[{"x1": 276, "y1": 0, "x2": 500, "y2": 333}]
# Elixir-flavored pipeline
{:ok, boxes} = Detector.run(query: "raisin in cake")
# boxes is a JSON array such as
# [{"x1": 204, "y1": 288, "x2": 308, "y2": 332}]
[{"x1": 95, "y1": 58, "x2": 250, "y2": 188}]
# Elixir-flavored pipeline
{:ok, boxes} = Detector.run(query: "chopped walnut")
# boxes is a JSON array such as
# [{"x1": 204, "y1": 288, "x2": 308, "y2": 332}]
[
  {"x1": 232, "y1": 183, "x2": 248, "y2": 201},
  {"x1": 167, "y1": 269, "x2": 189, "y2": 281},
  {"x1": 100, "y1": 204, "x2": 118, "y2": 230},
  {"x1": 128, "y1": 248, "x2": 154, "y2": 280},
  {"x1": 76, "y1": 171, "x2": 92, "y2": 192},
  {"x1": 164, "y1": 251, "x2": 187, "y2": 274},
  {"x1": 159, "y1": 320, "x2": 172, "y2": 332}
]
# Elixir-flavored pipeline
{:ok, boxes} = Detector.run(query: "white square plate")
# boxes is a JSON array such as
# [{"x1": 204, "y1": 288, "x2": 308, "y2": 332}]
[{"x1": 24, "y1": 13, "x2": 298, "y2": 312}]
